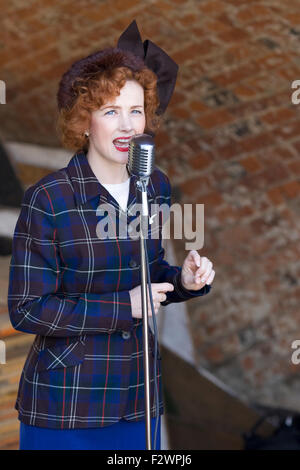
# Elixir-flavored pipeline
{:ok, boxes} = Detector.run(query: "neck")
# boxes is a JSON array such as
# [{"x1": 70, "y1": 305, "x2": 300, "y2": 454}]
[{"x1": 86, "y1": 148, "x2": 130, "y2": 184}]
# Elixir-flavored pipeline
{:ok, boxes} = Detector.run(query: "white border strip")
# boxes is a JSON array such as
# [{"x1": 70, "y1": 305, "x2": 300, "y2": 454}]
[{"x1": 4, "y1": 141, "x2": 71, "y2": 170}]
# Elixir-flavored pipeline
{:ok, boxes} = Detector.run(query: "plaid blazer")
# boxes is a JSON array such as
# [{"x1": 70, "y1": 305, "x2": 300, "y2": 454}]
[{"x1": 7, "y1": 150, "x2": 211, "y2": 429}]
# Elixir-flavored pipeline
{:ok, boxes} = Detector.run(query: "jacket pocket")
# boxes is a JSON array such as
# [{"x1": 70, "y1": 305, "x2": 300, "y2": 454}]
[{"x1": 37, "y1": 340, "x2": 85, "y2": 372}]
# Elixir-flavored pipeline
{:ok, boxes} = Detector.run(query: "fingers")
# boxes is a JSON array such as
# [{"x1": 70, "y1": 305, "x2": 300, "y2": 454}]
[
  {"x1": 190, "y1": 249, "x2": 201, "y2": 267},
  {"x1": 151, "y1": 282, "x2": 174, "y2": 293},
  {"x1": 137, "y1": 283, "x2": 174, "y2": 318},
  {"x1": 205, "y1": 269, "x2": 215, "y2": 285},
  {"x1": 195, "y1": 257, "x2": 213, "y2": 284},
  {"x1": 146, "y1": 292, "x2": 167, "y2": 316}
]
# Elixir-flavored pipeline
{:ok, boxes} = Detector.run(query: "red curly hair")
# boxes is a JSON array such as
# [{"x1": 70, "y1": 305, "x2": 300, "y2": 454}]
[{"x1": 56, "y1": 65, "x2": 161, "y2": 152}]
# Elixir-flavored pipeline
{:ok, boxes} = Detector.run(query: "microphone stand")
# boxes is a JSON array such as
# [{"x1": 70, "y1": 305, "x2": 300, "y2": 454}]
[{"x1": 135, "y1": 177, "x2": 152, "y2": 450}]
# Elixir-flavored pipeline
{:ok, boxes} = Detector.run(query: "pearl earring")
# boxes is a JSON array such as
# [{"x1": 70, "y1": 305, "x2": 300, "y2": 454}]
[{"x1": 84, "y1": 131, "x2": 89, "y2": 137}]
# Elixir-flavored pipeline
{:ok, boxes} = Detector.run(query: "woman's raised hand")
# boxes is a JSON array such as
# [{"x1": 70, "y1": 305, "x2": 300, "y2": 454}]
[{"x1": 129, "y1": 283, "x2": 174, "y2": 319}]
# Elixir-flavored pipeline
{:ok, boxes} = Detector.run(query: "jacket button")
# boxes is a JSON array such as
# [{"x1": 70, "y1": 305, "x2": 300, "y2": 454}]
[
  {"x1": 122, "y1": 331, "x2": 131, "y2": 340},
  {"x1": 129, "y1": 259, "x2": 137, "y2": 268}
]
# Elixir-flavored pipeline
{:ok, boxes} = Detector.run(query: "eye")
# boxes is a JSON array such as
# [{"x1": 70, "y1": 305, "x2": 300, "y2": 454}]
[{"x1": 104, "y1": 109, "x2": 143, "y2": 115}]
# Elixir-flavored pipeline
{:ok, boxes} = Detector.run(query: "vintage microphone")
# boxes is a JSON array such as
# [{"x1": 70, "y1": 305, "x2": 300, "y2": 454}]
[{"x1": 127, "y1": 133, "x2": 160, "y2": 450}]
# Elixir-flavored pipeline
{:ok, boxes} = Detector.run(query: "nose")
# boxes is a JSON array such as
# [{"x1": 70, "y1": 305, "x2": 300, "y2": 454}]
[{"x1": 118, "y1": 111, "x2": 134, "y2": 132}]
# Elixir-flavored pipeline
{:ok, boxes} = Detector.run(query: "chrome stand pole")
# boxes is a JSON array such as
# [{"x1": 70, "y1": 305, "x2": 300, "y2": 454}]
[{"x1": 136, "y1": 179, "x2": 152, "y2": 450}]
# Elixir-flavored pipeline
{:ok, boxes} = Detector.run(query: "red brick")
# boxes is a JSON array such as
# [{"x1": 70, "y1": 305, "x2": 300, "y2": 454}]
[
  {"x1": 184, "y1": 61, "x2": 205, "y2": 76},
  {"x1": 149, "y1": 1, "x2": 173, "y2": 13},
  {"x1": 219, "y1": 333, "x2": 242, "y2": 357},
  {"x1": 202, "y1": 344, "x2": 224, "y2": 363},
  {"x1": 155, "y1": 131, "x2": 171, "y2": 147},
  {"x1": 288, "y1": 161, "x2": 300, "y2": 176},
  {"x1": 212, "y1": 62, "x2": 260, "y2": 87},
  {"x1": 275, "y1": 147, "x2": 296, "y2": 161},
  {"x1": 166, "y1": 0, "x2": 186, "y2": 3},
  {"x1": 251, "y1": 237, "x2": 271, "y2": 255},
  {"x1": 240, "y1": 156, "x2": 262, "y2": 173},
  {"x1": 15, "y1": 76, "x2": 43, "y2": 94},
  {"x1": 216, "y1": 206, "x2": 236, "y2": 223},
  {"x1": 180, "y1": 175, "x2": 212, "y2": 196},
  {"x1": 240, "y1": 133, "x2": 275, "y2": 153},
  {"x1": 196, "y1": 109, "x2": 235, "y2": 129},
  {"x1": 249, "y1": 216, "x2": 271, "y2": 236},
  {"x1": 74, "y1": 1, "x2": 112, "y2": 22},
  {"x1": 169, "y1": 91, "x2": 186, "y2": 107},
  {"x1": 198, "y1": 1, "x2": 227, "y2": 15},
  {"x1": 179, "y1": 14, "x2": 199, "y2": 26},
  {"x1": 292, "y1": 140, "x2": 300, "y2": 154},
  {"x1": 245, "y1": 162, "x2": 289, "y2": 188},
  {"x1": 204, "y1": 19, "x2": 231, "y2": 33},
  {"x1": 21, "y1": 17, "x2": 46, "y2": 35},
  {"x1": 281, "y1": 181, "x2": 300, "y2": 199},
  {"x1": 242, "y1": 356, "x2": 255, "y2": 370},
  {"x1": 191, "y1": 27, "x2": 208, "y2": 39},
  {"x1": 272, "y1": 121, "x2": 300, "y2": 140},
  {"x1": 245, "y1": 75, "x2": 275, "y2": 93},
  {"x1": 236, "y1": 5, "x2": 271, "y2": 23},
  {"x1": 277, "y1": 63, "x2": 300, "y2": 81},
  {"x1": 39, "y1": 61, "x2": 70, "y2": 80},
  {"x1": 8, "y1": 55, "x2": 40, "y2": 76},
  {"x1": 0, "y1": 43, "x2": 29, "y2": 67},
  {"x1": 263, "y1": 279, "x2": 281, "y2": 294},
  {"x1": 215, "y1": 139, "x2": 244, "y2": 159},
  {"x1": 195, "y1": 39, "x2": 219, "y2": 56},
  {"x1": 199, "y1": 191, "x2": 223, "y2": 207},
  {"x1": 172, "y1": 45, "x2": 201, "y2": 64},
  {"x1": 233, "y1": 84, "x2": 257, "y2": 98},
  {"x1": 235, "y1": 206, "x2": 254, "y2": 217},
  {"x1": 267, "y1": 187, "x2": 285, "y2": 205},
  {"x1": 9, "y1": 5, "x2": 40, "y2": 19},
  {"x1": 283, "y1": 13, "x2": 300, "y2": 25},
  {"x1": 218, "y1": 27, "x2": 250, "y2": 43},
  {"x1": 172, "y1": 107, "x2": 190, "y2": 119},
  {"x1": 26, "y1": 30, "x2": 59, "y2": 52},
  {"x1": 189, "y1": 152, "x2": 212, "y2": 170},
  {"x1": 256, "y1": 52, "x2": 293, "y2": 70},
  {"x1": 190, "y1": 101, "x2": 210, "y2": 113},
  {"x1": 261, "y1": 107, "x2": 296, "y2": 125},
  {"x1": 226, "y1": 44, "x2": 257, "y2": 62}
]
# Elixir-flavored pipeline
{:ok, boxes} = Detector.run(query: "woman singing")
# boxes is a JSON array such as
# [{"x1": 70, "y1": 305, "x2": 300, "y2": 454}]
[{"x1": 7, "y1": 20, "x2": 215, "y2": 450}]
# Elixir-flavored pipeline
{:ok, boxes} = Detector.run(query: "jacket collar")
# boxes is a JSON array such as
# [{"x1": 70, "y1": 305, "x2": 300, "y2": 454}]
[{"x1": 65, "y1": 149, "x2": 155, "y2": 211}]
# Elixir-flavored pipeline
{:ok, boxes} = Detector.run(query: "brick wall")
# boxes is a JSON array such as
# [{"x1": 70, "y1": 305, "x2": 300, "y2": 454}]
[{"x1": 1, "y1": 0, "x2": 300, "y2": 410}]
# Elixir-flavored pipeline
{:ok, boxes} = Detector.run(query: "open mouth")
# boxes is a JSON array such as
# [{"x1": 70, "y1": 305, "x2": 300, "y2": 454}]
[
  {"x1": 113, "y1": 137, "x2": 132, "y2": 152},
  {"x1": 113, "y1": 142, "x2": 129, "y2": 152}
]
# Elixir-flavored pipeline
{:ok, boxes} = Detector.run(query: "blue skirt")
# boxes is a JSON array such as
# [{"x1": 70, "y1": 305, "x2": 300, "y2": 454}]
[{"x1": 19, "y1": 416, "x2": 161, "y2": 450}]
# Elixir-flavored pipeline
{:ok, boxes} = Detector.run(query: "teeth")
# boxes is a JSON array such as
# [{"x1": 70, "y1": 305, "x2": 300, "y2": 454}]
[{"x1": 114, "y1": 138, "x2": 130, "y2": 143}]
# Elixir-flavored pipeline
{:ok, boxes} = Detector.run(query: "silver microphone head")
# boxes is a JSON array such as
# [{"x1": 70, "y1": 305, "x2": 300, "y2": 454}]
[{"x1": 128, "y1": 133, "x2": 155, "y2": 178}]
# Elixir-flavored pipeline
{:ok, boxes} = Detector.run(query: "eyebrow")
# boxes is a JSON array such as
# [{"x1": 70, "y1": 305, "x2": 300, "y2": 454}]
[{"x1": 101, "y1": 105, "x2": 144, "y2": 110}]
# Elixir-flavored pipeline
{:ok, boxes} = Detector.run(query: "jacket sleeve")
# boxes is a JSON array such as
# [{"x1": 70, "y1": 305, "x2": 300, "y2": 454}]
[
  {"x1": 7, "y1": 184, "x2": 133, "y2": 337},
  {"x1": 150, "y1": 173, "x2": 212, "y2": 307}
]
